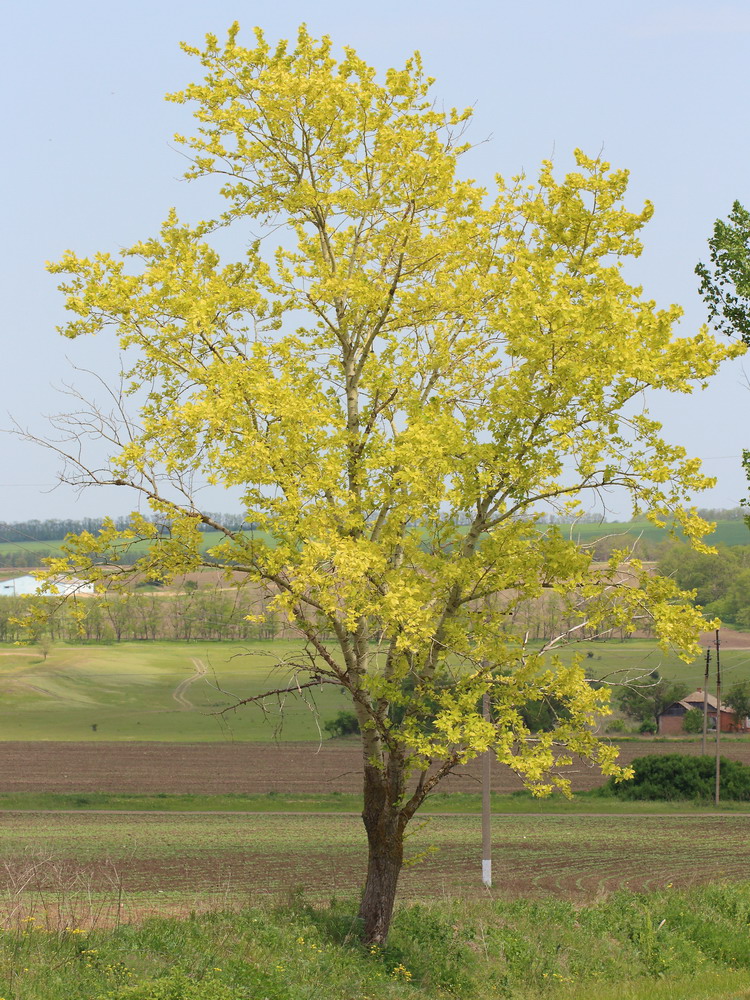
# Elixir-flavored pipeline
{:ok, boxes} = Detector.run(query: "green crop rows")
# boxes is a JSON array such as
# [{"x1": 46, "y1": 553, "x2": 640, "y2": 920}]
[{"x1": 2, "y1": 812, "x2": 748, "y2": 915}]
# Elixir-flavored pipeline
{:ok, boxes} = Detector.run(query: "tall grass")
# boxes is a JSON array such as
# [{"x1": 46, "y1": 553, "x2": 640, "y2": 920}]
[{"x1": 4, "y1": 883, "x2": 750, "y2": 998}]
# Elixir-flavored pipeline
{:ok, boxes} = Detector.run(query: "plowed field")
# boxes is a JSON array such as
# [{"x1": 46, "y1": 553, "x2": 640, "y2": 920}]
[{"x1": 4, "y1": 739, "x2": 750, "y2": 795}]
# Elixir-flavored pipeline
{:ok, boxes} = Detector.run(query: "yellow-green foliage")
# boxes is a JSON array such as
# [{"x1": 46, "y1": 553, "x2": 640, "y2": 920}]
[{"x1": 38, "y1": 25, "x2": 741, "y2": 800}]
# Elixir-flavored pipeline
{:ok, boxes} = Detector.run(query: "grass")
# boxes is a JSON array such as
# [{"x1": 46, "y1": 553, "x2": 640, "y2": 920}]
[
  {"x1": 0, "y1": 529, "x2": 275, "y2": 566},
  {"x1": 565, "y1": 518, "x2": 750, "y2": 548},
  {"x1": 0, "y1": 641, "x2": 351, "y2": 741},
  {"x1": 2, "y1": 637, "x2": 750, "y2": 742},
  {"x1": 5, "y1": 887, "x2": 750, "y2": 998},
  {"x1": 534, "y1": 636, "x2": 750, "y2": 690},
  {"x1": 4, "y1": 789, "x2": 750, "y2": 813}
]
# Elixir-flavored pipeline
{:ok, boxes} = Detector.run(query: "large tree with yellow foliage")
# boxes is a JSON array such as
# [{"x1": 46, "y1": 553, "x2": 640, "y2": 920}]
[{"x1": 41, "y1": 25, "x2": 739, "y2": 942}]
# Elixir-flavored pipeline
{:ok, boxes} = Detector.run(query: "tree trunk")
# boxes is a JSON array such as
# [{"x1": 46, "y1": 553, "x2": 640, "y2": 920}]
[{"x1": 358, "y1": 761, "x2": 406, "y2": 944}]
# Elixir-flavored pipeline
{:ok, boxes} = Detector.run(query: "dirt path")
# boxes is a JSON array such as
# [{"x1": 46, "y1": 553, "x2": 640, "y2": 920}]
[{"x1": 172, "y1": 658, "x2": 208, "y2": 710}]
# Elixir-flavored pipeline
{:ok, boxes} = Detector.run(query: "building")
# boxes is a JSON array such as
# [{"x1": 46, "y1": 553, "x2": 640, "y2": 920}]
[
  {"x1": 658, "y1": 688, "x2": 744, "y2": 735},
  {"x1": 0, "y1": 574, "x2": 95, "y2": 597}
]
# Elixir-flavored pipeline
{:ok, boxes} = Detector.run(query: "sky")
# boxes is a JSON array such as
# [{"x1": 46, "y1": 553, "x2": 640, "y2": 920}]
[{"x1": 1, "y1": 0, "x2": 749, "y2": 523}]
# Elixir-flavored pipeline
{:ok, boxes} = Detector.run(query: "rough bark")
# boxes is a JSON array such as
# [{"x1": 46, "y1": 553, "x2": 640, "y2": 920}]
[{"x1": 358, "y1": 758, "x2": 407, "y2": 944}]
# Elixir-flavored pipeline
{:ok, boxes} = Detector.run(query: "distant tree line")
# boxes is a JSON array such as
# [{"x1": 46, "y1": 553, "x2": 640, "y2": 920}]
[
  {"x1": 536, "y1": 512, "x2": 611, "y2": 525},
  {"x1": 691, "y1": 507, "x2": 748, "y2": 522},
  {"x1": 537, "y1": 507, "x2": 747, "y2": 527},
  {"x1": 0, "y1": 513, "x2": 263, "y2": 567},
  {"x1": 2, "y1": 584, "x2": 636, "y2": 648},
  {"x1": 0, "y1": 589, "x2": 282, "y2": 644},
  {"x1": 0, "y1": 517, "x2": 135, "y2": 543},
  {"x1": 0, "y1": 513, "x2": 259, "y2": 544},
  {"x1": 656, "y1": 543, "x2": 750, "y2": 627},
  {"x1": 3, "y1": 507, "x2": 744, "y2": 544}
]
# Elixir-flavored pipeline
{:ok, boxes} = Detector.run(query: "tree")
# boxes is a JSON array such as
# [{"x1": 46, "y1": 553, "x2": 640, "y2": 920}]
[
  {"x1": 657, "y1": 543, "x2": 750, "y2": 626},
  {"x1": 697, "y1": 203, "x2": 750, "y2": 513},
  {"x1": 657, "y1": 543, "x2": 737, "y2": 608},
  {"x1": 696, "y1": 201, "x2": 750, "y2": 343},
  {"x1": 703, "y1": 566, "x2": 750, "y2": 627},
  {"x1": 615, "y1": 672, "x2": 689, "y2": 731},
  {"x1": 32, "y1": 25, "x2": 737, "y2": 943},
  {"x1": 324, "y1": 710, "x2": 360, "y2": 738},
  {"x1": 605, "y1": 754, "x2": 750, "y2": 801},
  {"x1": 725, "y1": 680, "x2": 750, "y2": 731},
  {"x1": 683, "y1": 707, "x2": 703, "y2": 734}
]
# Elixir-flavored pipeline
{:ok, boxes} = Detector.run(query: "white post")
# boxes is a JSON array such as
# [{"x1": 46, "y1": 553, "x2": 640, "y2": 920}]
[{"x1": 482, "y1": 691, "x2": 492, "y2": 887}]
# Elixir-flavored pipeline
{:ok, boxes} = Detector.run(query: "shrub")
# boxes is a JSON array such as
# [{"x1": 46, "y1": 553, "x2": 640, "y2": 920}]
[
  {"x1": 323, "y1": 711, "x2": 360, "y2": 738},
  {"x1": 683, "y1": 707, "x2": 704, "y2": 734},
  {"x1": 606, "y1": 719, "x2": 629, "y2": 734},
  {"x1": 606, "y1": 753, "x2": 750, "y2": 801}
]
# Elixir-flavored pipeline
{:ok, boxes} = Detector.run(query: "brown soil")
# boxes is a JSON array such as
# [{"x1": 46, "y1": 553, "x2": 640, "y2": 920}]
[
  {"x1": 3, "y1": 739, "x2": 750, "y2": 795},
  {"x1": 698, "y1": 627, "x2": 750, "y2": 649}
]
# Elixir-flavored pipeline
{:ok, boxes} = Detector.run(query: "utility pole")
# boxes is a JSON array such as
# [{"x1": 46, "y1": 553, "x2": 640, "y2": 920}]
[
  {"x1": 482, "y1": 690, "x2": 492, "y2": 888},
  {"x1": 702, "y1": 647, "x2": 710, "y2": 756},
  {"x1": 715, "y1": 628, "x2": 722, "y2": 807}
]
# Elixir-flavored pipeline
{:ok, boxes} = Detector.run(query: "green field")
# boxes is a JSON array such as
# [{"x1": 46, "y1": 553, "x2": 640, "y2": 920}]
[
  {"x1": 0, "y1": 529, "x2": 274, "y2": 568},
  {"x1": 1, "y1": 518, "x2": 748, "y2": 570},
  {"x1": 537, "y1": 637, "x2": 750, "y2": 688},
  {"x1": 0, "y1": 641, "x2": 350, "y2": 741},
  {"x1": 567, "y1": 518, "x2": 750, "y2": 548},
  {"x1": 3, "y1": 811, "x2": 750, "y2": 906},
  {"x1": 1, "y1": 638, "x2": 749, "y2": 742}
]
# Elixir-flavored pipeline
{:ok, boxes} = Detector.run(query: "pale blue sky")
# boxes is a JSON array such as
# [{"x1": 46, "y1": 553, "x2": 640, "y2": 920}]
[{"x1": 1, "y1": 0, "x2": 748, "y2": 521}]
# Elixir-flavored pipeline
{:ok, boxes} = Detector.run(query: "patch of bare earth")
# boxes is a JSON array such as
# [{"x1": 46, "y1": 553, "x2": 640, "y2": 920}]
[
  {"x1": 3, "y1": 739, "x2": 750, "y2": 795},
  {"x1": 699, "y1": 627, "x2": 750, "y2": 649}
]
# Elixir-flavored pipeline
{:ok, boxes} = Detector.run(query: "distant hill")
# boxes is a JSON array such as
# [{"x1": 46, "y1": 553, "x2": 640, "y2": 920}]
[{"x1": 563, "y1": 519, "x2": 750, "y2": 549}]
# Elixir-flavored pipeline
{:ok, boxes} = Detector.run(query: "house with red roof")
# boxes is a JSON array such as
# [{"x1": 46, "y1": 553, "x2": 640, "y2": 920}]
[{"x1": 658, "y1": 688, "x2": 746, "y2": 735}]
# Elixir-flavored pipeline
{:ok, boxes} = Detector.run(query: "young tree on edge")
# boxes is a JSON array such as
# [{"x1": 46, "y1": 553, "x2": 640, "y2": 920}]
[
  {"x1": 696, "y1": 201, "x2": 750, "y2": 514},
  {"x1": 38, "y1": 26, "x2": 739, "y2": 943},
  {"x1": 696, "y1": 201, "x2": 750, "y2": 344}
]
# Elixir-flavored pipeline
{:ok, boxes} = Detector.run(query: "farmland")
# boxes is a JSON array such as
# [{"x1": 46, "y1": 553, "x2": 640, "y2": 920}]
[
  {"x1": 6, "y1": 738, "x2": 750, "y2": 799},
  {"x1": 0, "y1": 517, "x2": 748, "y2": 569},
  {"x1": 4, "y1": 637, "x2": 750, "y2": 1000},
  {"x1": 3, "y1": 811, "x2": 750, "y2": 918},
  {"x1": 0, "y1": 641, "x2": 349, "y2": 741},
  {"x1": 1, "y1": 637, "x2": 750, "y2": 742}
]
